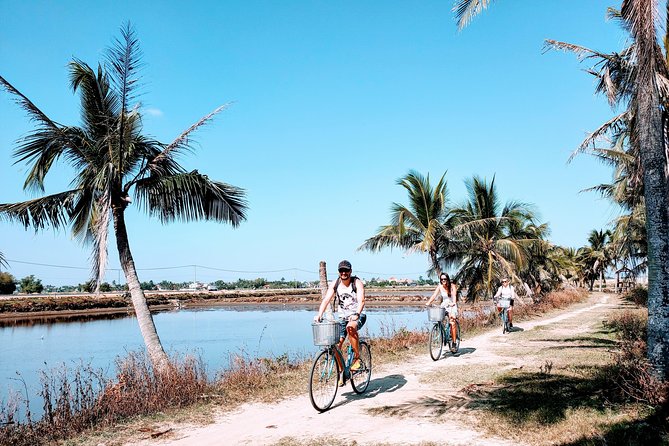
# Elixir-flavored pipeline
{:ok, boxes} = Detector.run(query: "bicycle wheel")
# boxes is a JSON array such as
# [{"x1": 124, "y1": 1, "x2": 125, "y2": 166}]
[
  {"x1": 428, "y1": 323, "x2": 443, "y2": 361},
  {"x1": 449, "y1": 320, "x2": 461, "y2": 353},
  {"x1": 308, "y1": 349, "x2": 339, "y2": 412},
  {"x1": 351, "y1": 341, "x2": 372, "y2": 394}
]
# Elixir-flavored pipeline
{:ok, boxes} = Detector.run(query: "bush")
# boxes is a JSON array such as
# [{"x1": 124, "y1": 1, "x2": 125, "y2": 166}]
[
  {"x1": 603, "y1": 310, "x2": 668, "y2": 406},
  {"x1": 624, "y1": 286, "x2": 648, "y2": 306},
  {"x1": 0, "y1": 272, "x2": 17, "y2": 294},
  {"x1": 18, "y1": 275, "x2": 43, "y2": 294}
]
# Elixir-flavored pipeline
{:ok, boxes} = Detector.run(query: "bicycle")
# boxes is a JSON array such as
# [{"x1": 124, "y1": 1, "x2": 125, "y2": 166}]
[
  {"x1": 309, "y1": 320, "x2": 372, "y2": 412},
  {"x1": 495, "y1": 299, "x2": 511, "y2": 334},
  {"x1": 427, "y1": 306, "x2": 461, "y2": 361}
]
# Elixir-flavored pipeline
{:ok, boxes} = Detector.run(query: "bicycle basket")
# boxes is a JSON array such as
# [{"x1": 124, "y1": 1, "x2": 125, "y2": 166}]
[
  {"x1": 312, "y1": 321, "x2": 339, "y2": 346},
  {"x1": 427, "y1": 306, "x2": 446, "y2": 322}
]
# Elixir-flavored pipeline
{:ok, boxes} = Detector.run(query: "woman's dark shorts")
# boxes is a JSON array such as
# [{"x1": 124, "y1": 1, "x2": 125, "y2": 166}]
[{"x1": 338, "y1": 313, "x2": 367, "y2": 339}]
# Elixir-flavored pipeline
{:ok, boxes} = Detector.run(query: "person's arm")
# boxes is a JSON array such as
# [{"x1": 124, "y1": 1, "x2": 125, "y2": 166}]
[
  {"x1": 493, "y1": 286, "x2": 501, "y2": 299},
  {"x1": 426, "y1": 286, "x2": 440, "y2": 306},
  {"x1": 450, "y1": 284, "x2": 458, "y2": 305},
  {"x1": 355, "y1": 278, "x2": 365, "y2": 316},
  {"x1": 314, "y1": 282, "x2": 335, "y2": 322}
]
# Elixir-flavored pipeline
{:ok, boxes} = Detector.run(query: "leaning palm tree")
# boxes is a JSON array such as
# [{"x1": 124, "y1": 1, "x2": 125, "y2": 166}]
[
  {"x1": 0, "y1": 24, "x2": 247, "y2": 371},
  {"x1": 0, "y1": 251, "x2": 7, "y2": 270},
  {"x1": 447, "y1": 176, "x2": 542, "y2": 301},
  {"x1": 359, "y1": 170, "x2": 451, "y2": 276},
  {"x1": 453, "y1": 0, "x2": 669, "y2": 382}
]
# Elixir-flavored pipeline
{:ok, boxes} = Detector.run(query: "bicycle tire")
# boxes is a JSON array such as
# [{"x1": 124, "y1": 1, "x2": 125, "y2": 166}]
[
  {"x1": 308, "y1": 349, "x2": 339, "y2": 412},
  {"x1": 428, "y1": 323, "x2": 443, "y2": 361},
  {"x1": 449, "y1": 320, "x2": 461, "y2": 353},
  {"x1": 351, "y1": 341, "x2": 372, "y2": 394}
]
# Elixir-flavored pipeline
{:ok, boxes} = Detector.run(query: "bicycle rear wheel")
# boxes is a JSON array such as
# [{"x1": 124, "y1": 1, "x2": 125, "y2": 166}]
[
  {"x1": 449, "y1": 320, "x2": 461, "y2": 353},
  {"x1": 351, "y1": 341, "x2": 372, "y2": 394},
  {"x1": 428, "y1": 323, "x2": 443, "y2": 361},
  {"x1": 308, "y1": 349, "x2": 339, "y2": 412}
]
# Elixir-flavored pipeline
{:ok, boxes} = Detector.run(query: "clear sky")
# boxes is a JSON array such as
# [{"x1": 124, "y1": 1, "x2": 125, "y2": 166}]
[{"x1": 0, "y1": 0, "x2": 630, "y2": 286}]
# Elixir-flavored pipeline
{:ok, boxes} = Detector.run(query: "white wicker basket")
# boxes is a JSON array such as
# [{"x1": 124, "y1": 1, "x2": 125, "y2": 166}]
[
  {"x1": 427, "y1": 306, "x2": 445, "y2": 322},
  {"x1": 312, "y1": 322, "x2": 340, "y2": 346}
]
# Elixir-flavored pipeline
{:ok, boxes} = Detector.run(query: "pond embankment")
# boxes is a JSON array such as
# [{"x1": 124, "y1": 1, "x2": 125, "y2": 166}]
[{"x1": 0, "y1": 286, "x2": 445, "y2": 322}]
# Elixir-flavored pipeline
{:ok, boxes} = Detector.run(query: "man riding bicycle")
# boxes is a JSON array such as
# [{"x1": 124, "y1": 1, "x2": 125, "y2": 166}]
[
  {"x1": 494, "y1": 277, "x2": 517, "y2": 328},
  {"x1": 314, "y1": 260, "x2": 366, "y2": 385}
]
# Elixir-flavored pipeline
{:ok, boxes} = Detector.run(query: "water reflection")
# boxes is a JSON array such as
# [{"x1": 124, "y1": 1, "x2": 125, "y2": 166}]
[{"x1": 0, "y1": 304, "x2": 431, "y2": 416}]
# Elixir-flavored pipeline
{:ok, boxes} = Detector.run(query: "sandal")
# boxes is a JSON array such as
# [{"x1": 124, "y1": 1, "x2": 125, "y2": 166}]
[{"x1": 350, "y1": 358, "x2": 361, "y2": 371}]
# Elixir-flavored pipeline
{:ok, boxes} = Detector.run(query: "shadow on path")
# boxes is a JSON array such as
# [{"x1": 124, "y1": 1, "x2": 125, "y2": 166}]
[{"x1": 330, "y1": 374, "x2": 408, "y2": 409}]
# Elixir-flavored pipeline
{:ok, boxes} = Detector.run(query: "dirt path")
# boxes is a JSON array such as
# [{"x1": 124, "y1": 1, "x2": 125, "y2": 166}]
[{"x1": 129, "y1": 293, "x2": 621, "y2": 446}]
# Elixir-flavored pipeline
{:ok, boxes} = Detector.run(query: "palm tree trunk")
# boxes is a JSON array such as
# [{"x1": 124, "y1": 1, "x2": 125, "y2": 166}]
[
  {"x1": 112, "y1": 206, "x2": 170, "y2": 372},
  {"x1": 628, "y1": 0, "x2": 669, "y2": 380},
  {"x1": 319, "y1": 261, "x2": 334, "y2": 316}
]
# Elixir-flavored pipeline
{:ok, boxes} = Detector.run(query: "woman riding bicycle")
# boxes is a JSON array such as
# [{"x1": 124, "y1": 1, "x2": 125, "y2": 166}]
[
  {"x1": 426, "y1": 273, "x2": 458, "y2": 343},
  {"x1": 494, "y1": 277, "x2": 517, "y2": 328}
]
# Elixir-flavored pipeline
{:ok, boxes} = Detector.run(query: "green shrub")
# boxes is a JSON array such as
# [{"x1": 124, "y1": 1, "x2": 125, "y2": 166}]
[
  {"x1": 0, "y1": 272, "x2": 17, "y2": 294},
  {"x1": 624, "y1": 286, "x2": 648, "y2": 306}
]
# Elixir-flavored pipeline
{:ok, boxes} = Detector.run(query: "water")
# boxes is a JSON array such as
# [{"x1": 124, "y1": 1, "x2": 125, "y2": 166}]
[{"x1": 0, "y1": 304, "x2": 431, "y2": 417}]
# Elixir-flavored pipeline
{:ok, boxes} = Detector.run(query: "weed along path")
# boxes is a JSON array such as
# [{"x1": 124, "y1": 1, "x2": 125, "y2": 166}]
[{"x1": 131, "y1": 292, "x2": 622, "y2": 446}]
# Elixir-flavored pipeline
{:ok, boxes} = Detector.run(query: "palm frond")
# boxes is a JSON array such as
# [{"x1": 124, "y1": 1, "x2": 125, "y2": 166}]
[
  {"x1": 0, "y1": 190, "x2": 80, "y2": 230},
  {"x1": 149, "y1": 103, "x2": 233, "y2": 171},
  {"x1": 453, "y1": 0, "x2": 493, "y2": 30},
  {"x1": 134, "y1": 171, "x2": 247, "y2": 225},
  {"x1": 0, "y1": 75, "x2": 62, "y2": 131}
]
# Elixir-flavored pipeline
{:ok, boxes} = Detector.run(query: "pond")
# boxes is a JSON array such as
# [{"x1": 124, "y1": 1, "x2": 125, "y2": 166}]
[{"x1": 0, "y1": 304, "x2": 432, "y2": 418}]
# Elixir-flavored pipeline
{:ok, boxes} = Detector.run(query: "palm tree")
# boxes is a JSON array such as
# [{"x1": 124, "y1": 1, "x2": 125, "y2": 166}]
[
  {"x1": 453, "y1": 0, "x2": 669, "y2": 381},
  {"x1": 446, "y1": 176, "x2": 542, "y2": 301},
  {"x1": 359, "y1": 170, "x2": 451, "y2": 276},
  {"x1": 576, "y1": 229, "x2": 613, "y2": 292},
  {"x1": 0, "y1": 24, "x2": 247, "y2": 371},
  {"x1": 0, "y1": 251, "x2": 7, "y2": 270}
]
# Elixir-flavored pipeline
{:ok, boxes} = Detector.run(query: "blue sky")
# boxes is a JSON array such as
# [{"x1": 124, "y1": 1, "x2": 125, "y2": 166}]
[{"x1": 0, "y1": 1, "x2": 629, "y2": 286}]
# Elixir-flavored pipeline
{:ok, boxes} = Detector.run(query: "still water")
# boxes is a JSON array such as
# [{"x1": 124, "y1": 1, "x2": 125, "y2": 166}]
[{"x1": 0, "y1": 305, "x2": 430, "y2": 413}]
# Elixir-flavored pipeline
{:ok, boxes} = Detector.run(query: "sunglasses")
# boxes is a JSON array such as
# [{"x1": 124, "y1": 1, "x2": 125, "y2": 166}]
[
  {"x1": 338, "y1": 269, "x2": 351, "y2": 274},
  {"x1": 440, "y1": 278, "x2": 448, "y2": 282}
]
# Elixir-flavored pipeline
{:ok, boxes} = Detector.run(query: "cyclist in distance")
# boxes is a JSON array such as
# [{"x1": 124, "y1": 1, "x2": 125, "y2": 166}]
[
  {"x1": 425, "y1": 272, "x2": 458, "y2": 343},
  {"x1": 494, "y1": 277, "x2": 517, "y2": 328},
  {"x1": 314, "y1": 260, "x2": 366, "y2": 382}
]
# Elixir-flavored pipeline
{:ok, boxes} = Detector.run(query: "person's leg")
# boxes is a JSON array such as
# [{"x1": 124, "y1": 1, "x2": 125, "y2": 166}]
[
  {"x1": 347, "y1": 322, "x2": 360, "y2": 361},
  {"x1": 336, "y1": 322, "x2": 346, "y2": 385},
  {"x1": 508, "y1": 307, "x2": 513, "y2": 326},
  {"x1": 449, "y1": 315, "x2": 457, "y2": 341}
]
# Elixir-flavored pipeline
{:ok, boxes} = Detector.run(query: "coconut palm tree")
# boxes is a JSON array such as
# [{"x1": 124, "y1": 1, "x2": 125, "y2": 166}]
[
  {"x1": 453, "y1": 0, "x2": 669, "y2": 381},
  {"x1": 446, "y1": 176, "x2": 542, "y2": 301},
  {"x1": 359, "y1": 170, "x2": 452, "y2": 276},
  {"x1": 0, "y1": 24, "x2": 247, "y2": 371},
  {"x1": 576, "y1": 229, "x2": 613, "y2": 292},
  {"x1": 0, "y1": 251, "x2": 7, "y2": 270}
]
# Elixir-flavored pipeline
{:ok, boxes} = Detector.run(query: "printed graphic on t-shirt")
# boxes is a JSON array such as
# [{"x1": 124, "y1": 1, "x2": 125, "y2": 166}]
[{"x1": 339, "y1": 292, "x2": 357, "y2": 312}]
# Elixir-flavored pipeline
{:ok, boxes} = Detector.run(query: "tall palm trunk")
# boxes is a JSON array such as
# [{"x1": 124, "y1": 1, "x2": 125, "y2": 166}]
[
  {"x1": 630, "y1": 0, "x2": 669, "y2": 380},
  {"x1": 112, "y1": 206, "x2": 170, "y2": 372}
]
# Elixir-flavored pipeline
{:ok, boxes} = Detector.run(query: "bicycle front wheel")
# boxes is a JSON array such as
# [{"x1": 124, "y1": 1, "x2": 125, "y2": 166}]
[
  {"x1": 308, "y1": 349, "x2": 339, "y2": 412},
  {"x1": 449, "y1": 320, "x2": 461, "y2": 354},
  {"x1": 351, "y1": 341, "x2": 372, "y2": 394},
  {"x1": 428, "y1": 323, "x2": 443, "y2": 361}
]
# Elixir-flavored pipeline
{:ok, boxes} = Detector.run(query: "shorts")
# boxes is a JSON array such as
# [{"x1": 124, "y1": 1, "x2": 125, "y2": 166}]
[
  {"x1": 441, "y1": 304, "x2": 458, "y2": 318},
  {"x1": 338, "y1": 313, "x2": 367, "y2": 339}
]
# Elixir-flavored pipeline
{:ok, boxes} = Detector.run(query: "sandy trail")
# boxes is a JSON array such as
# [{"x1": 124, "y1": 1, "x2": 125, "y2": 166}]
[{"x1": 129, "y1": 293, "x2": 618, "y2": 446}]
